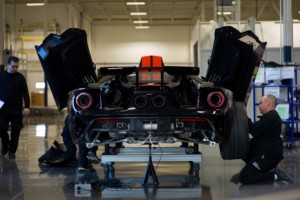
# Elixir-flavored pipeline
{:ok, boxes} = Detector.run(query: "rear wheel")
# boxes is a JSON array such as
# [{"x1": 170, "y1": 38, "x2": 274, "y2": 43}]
[{"x1": 219, "y1": 101, "x2": 249, "y2": 160}]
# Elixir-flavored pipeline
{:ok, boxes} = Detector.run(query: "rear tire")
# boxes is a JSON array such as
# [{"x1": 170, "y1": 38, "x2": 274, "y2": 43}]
[{"x1": 219, "y1": 101, "x2": 249, "y2": 160}]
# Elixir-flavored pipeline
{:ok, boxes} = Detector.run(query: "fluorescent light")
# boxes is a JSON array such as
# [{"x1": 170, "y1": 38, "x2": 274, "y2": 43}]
[
  {"x1": 126, "y1": 2, "x2": 145, "y2": 5},
  {"x1": 130, "y1": 12, "x2": 147, "y2": 16},
  {"x1": 35, "y1": 82, "x2": 45, "y2": 89},
  {"x1": 232, "y1": 1, "x2": 235, "y2": 5},
  {"x1": 36, "y1": 124, "x2": 46, "y2": 137},
  {"x1": 217, "y1": 11, "x2": 232, "y2": 15},
  {"x1": 133, "y1": 20, "x2": 149, "y2": 24},
  {"x1": 26, "y1": 3, "x2": 45, "y2": 6},
  {"x1": 135, "y1": 26, "x2": 149, "y2": 29}
]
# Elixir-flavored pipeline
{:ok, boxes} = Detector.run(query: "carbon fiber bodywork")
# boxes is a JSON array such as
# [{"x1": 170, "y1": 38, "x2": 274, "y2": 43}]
[{"x1": 36, "y1": 26, "x2": 266, "y2": 159}]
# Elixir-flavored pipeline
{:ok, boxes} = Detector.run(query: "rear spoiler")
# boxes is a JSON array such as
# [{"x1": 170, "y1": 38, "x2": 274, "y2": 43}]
[{"x1": 99, "y1": 66, "x2": 199, "y2": 91}]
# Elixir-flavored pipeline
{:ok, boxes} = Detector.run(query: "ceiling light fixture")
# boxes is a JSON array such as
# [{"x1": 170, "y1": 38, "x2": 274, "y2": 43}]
[
  {"x1": 135, "y1": 26, "x2": 149, "y2": 29},
  {"x1": 26, "y1": 3, "x2": 45, "y2": 6},
  {"x1": 133, "y1": 20, "x2": 149, "y2": 24},
  {"x1": 126, "y1": 2, "x2": 146, "y2": 6},
  {"x1": 217, "y1": 11, "x2": 232, "y2": 15},
  {"x1": 130, "y1": 12, "x2": 147, "y2": 16}
]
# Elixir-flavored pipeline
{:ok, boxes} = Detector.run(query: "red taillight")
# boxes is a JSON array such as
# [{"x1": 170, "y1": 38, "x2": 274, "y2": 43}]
[
  {"x1": 207, "y1": 91, "x2": 225, "y2": 109},
  {"x1": 95, "y1": 118, "x2": 120, "y2": 123},
  {"x1": 75, "y1": 92, "x2": 93, "y2": 110},
  {"x1": 179, "y1": 118, "x2": 206, "y2": 122}
]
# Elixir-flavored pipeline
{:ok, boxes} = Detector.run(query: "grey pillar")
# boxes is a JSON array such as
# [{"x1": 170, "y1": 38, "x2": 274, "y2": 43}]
[
  {"x1": 283, "y1": 0, "x2": 293, "y2": 62},
  {"x1": 218, "y1": 17, "x2": 225, "y2": 27},
  {"x1": 43, "y1": 0, "x2": 48, "y2": 106},
  {"x1": 234, "y1": 0, "x2": 241, "y2": 21},
  {"x1": 248, "y1": 17, "x2": 256, "y2": 33},
  {"x1": 0, "y1": 0, "x2": 4, "y2": 65}
]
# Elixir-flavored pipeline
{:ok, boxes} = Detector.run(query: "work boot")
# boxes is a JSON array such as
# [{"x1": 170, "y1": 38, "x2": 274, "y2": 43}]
[{"x1": 274, "y1": 167, "x2": 293, "y2": 185}]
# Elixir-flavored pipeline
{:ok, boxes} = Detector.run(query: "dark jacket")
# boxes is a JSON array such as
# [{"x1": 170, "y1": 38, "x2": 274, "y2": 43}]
[
  {"x1": 0, "y1": 71, "x2": 30, "y2": 110},
  {"x1": 248, "y1": 110, "x2": 283, "y2": 160}
]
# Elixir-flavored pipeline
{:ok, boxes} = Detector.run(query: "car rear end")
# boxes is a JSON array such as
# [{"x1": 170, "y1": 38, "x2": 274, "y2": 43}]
[{"x1": 69, "y1": 65, "x2": 233, "y2": 146}]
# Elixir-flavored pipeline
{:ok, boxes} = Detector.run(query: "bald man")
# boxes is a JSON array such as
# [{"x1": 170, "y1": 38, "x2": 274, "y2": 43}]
[{"x1": 238, "y1": 94, "x2": 291, "y2": 185}]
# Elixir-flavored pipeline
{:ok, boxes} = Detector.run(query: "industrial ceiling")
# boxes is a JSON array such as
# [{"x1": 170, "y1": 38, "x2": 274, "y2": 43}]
[{"x1": 5, "y1": 0, "x2": 300, "y2": 26}]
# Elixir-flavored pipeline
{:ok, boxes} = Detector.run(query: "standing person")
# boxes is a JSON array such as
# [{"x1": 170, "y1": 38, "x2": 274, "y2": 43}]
[
  {"x1": 238, "y1": 94, "x2": 292, "y2": 185},
  {"x1": 0, "y1": 56, "x2": 30, "y2": 158}
]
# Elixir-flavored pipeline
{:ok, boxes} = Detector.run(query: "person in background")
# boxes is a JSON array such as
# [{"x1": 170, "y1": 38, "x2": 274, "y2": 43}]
[
  {"x1": 73, "y1": 129, "x2": 98, "y2": 172},
  {"x1": 60, "y1": 115, "x2": 77, "y2": 160},
  {"x1": 38, "y1": 114, "x2": 88, "y2": 166},
  {"x1": 65, "y1": 113, "x2": 98, "y2": 172},
  {"x1": 0, "y1": 56, "x2": 30, "y2": 159},
  {"x1": 238, "y1": 94, "x2": 292, "y2": 185}
]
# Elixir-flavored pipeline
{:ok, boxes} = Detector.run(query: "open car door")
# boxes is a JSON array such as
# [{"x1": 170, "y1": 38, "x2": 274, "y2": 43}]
[
  {"x1": 205, "y1": 26, "x2": 266, "y2": 104},
  {"x1": 35, "y1": 28, "x2": 97, "y2": 110}
]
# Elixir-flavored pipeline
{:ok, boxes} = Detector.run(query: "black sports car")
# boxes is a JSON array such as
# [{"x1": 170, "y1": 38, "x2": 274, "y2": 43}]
[{"x1": 36, "y1": 26, "x2": 266, "y2": 160}]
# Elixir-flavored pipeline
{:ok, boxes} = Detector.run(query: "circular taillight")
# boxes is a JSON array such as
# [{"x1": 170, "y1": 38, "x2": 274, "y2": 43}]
[
  {"x1": 207, "y1": 91, "x2": 225, "y2": 109},
  {"x1": 75, "y1": 92, "x2": 93, "y2": 110}
]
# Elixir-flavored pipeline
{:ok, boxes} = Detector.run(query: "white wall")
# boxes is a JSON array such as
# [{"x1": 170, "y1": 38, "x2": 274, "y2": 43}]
[
  {"x1": 5, "y1": 3, "x2": 70, "y2": 49},
  {"x1": 68, "y1": 4, "x2": 93, "y2": 47},
  {"x1": 198, "y1": 21, "x2": 300, "y2": 69},
  {"x1": 92, "y1": 25, "x2": 192, "y2": 67},
  {"x1": 4, "y1": 2, "x2": 93, "y2": 107}
]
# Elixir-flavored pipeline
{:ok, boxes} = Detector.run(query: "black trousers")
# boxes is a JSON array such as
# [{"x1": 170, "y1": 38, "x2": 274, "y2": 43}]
[
  {"x1": 61, "y1": 116, "x2": 76, "y2": 159},
  {"x1": 0, "y1": 109, "x2": 23, "y2": 154},
  {"x1": 239, "y1": 154, "x2": 281, "y2": 184}
]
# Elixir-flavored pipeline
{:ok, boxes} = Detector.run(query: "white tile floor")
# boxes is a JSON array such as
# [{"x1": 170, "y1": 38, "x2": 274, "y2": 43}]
[{"x1": 0, "y1": 114, "x2": 299, "y2": 200}]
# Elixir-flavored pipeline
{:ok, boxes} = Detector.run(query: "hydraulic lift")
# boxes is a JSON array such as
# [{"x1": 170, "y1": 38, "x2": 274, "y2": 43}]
[{"x1": 99, "y1": 142, "x2": 202, "y2": 186}]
